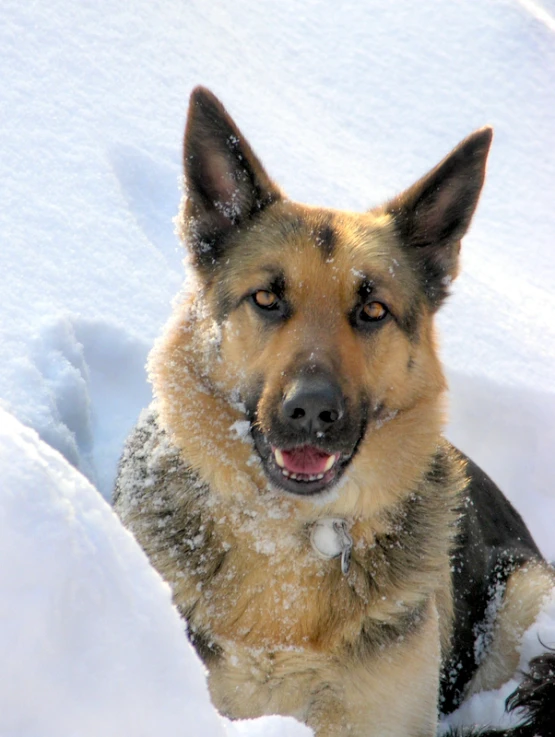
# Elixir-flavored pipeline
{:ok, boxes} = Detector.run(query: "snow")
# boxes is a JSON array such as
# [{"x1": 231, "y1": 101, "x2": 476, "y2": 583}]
[
  {"x1": 1, "y1": 0, "x2": 555, "y2": 733},
  {"x1": 0, "y1": 408, "x2": 311, "y2": 737}
]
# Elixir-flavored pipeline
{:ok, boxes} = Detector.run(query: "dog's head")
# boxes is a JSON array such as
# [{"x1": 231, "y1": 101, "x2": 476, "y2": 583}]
[{"x1": 178, "y1": 87, "x2": 491, "y2": 498}]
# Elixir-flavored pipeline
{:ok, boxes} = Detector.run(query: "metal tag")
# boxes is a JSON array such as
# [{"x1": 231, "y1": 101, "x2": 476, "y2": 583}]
[{"x1": 310, "y1": 517, "x2": 353, "y2": 575}]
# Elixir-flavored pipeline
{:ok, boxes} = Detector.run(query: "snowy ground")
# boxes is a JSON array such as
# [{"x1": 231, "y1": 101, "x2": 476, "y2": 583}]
[
  {"x1": 0, "y1": 409, "x2": 310, "y2": 737},
  {"x1": 1, "y1": 0, "x2": 555, "y2": 734}
]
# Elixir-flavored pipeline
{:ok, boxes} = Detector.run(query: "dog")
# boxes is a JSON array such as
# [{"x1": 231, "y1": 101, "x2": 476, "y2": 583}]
[{"x1": 114, "y1": 87, "x2": 555, "y2": 736}]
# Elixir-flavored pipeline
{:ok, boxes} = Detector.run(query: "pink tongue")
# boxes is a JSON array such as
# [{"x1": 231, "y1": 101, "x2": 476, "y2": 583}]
[{"x1": 281, "y1": 446, "x2": 333, "y2": 475}]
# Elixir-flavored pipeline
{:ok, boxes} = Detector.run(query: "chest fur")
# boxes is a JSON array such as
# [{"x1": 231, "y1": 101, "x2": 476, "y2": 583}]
[
  {"x1": 114, "y1": 416, "x2": 461, "y2": 658},
  {"x1": 151, "y1": 496, "x2": 441, "y2": 655}
]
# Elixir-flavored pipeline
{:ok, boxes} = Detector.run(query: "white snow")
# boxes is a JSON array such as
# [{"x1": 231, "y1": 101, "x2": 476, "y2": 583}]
[
  {"x1": 1, "y1": 0, "x2": 555, "y2": 733},
  {"x1": 0, "y1": 408, "x2": 311, "y2": 737}
]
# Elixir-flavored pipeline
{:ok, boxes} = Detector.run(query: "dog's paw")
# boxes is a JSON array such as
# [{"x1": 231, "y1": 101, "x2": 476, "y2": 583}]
[{"x1": 506, "y1": 650, "x2": 555, "y2": 736}]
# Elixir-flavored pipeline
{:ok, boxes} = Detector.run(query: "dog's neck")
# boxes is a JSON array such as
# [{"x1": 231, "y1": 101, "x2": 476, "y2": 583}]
[{"x1": 310, "y1": 517, "x2": 353, "y2": 574}]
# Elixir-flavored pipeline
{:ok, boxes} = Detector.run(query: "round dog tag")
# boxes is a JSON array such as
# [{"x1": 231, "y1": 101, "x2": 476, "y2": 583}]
[{"x1": 310, "y1": 518, "x2": 353, "y2": 575}]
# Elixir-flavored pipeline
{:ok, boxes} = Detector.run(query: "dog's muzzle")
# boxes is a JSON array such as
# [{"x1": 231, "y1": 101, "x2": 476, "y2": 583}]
[{"x1": 246, "y1": 373, "x2": 368, "y2": 497}]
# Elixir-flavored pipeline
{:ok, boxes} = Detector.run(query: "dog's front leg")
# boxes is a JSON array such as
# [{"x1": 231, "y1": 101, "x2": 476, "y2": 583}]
[
  {"x1": 306, "y1": 683, "x2": 350, "y2": 736},
  {"x1": 314, "y1": 599, "x2": 441, "y2": 737}
]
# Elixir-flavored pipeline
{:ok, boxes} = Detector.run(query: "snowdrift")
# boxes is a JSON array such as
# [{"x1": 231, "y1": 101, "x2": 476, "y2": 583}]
[{"x1": 0, "y1": 408, "x2": 311, "y2": 736}]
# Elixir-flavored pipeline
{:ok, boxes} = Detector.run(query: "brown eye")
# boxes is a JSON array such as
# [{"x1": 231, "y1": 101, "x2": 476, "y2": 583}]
[
  {"x1": 362, "y1": 301, "x2": 388, "y2": 321},
  {"x1": 253, "y1": 290, "x2": 278, "y2": 309}
]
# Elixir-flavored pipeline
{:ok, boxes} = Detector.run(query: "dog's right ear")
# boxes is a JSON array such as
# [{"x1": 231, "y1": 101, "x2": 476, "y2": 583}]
[{"x1": 182, "y1": 87, "x2": 281, "y2": 271}]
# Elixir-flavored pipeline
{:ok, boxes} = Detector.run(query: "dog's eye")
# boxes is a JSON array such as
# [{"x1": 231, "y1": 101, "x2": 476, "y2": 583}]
[
  {"x1": 252, "y1": 290, "x2": 279, "y2": 310},
  {"x1": 361, "y1": 301, "x2": 388, "y2": 322}
]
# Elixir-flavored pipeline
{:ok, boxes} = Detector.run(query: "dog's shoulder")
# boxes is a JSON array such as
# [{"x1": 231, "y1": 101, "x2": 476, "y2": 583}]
[
  {"x1": 460, "y1": 452, "x2": 541, "y2": 557},
  {"x1": 114, "y1": 406, "x2": 202, "y2": 511},
  {"x1": 113, "y1": 407, "x2": 217, "y2": 581}
]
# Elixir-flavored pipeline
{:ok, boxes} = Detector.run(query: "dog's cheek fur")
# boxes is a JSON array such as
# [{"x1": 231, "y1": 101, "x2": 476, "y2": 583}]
[
  {"x1": 358, "y1": 312, "x2": 445, "y2": 417},
  {"x1": 209, "y1": 307, "x2": 271, "y2": 398},
  {"x1": 147, "y1": 293, "x2": 268, "y2": 497},
  {"x1": 334, "y1": 314, "x2": 449, "y2": 520}
]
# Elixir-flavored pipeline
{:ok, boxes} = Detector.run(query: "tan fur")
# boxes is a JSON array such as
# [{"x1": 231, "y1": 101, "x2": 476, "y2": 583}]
[
  {"x1": 139, "y1": 169, "x2": 470, "y2": 736},
  {"x1": 116, "y1": 409, "x2": 460, "y2": 736},
  {"x1": 135, "y1": 205, "x2": 462, "y2": 735},
  {"x1": 114, "y1": 89, "x2": 526, "y2": 736},
  {"x1": 208, "y1": 598, "x2": 442, "y2": 736},
  {"x1": 150, "y1": 203, "x2": 447, "y2": 522},
  {"x1": 465, "y1": 563, "x2": 555, "y2": 696}
]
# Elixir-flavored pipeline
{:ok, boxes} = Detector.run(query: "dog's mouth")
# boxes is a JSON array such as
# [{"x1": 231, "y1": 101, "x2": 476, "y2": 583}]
[
  {"x1": 267, "y1": 444, "x2": 345, "y2": 495},
  {"x1": 249, "y1": 425, "x2": 354, "y2": 496},
  {"x1": 274, "y1": 446, "x2": 340, "y2": 481},
  {"x1": 246, "y1": 388, "x2": 369, "y2": 497}
]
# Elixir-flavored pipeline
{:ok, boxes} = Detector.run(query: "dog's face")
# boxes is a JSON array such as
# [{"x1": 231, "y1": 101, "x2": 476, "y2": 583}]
[
  {"x1": 204, "y1": 204, "x2": 442, "y2": 497},
  {"x1": 180, "y1": 87, "x2": 491, "y2": 498}
]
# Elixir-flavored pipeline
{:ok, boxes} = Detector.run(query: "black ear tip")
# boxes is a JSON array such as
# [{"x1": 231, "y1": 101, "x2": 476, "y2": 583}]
[
  {"x1": 189, "y1": 85, "x2": 223, "y2": 113},
  {"x1": 478, "y1": 124, "x2": 494, "y2": 140},
  {"x1": 465, "y1": 126, "x2": 494, "y2": 157}
]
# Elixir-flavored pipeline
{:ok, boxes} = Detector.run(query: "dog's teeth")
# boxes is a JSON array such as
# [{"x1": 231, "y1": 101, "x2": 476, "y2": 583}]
[
  {"x1": 323, "y1": 455, "x2": 337, "y2": 472},
  {"x1": 290, "y1": 473, "x2": 298, "y2": 480},
  {"x1": 282, "y1": 469, "x2": 290, "y2": 477},
  {"x1": 274, "y1": 448, "x2": 285, "y2": 468},
  {"x1": 309, "y1": 475, "x2": 317, "y2": 481},
  {"x1": 316, "y1": 473, "x2": 324, "y2": 480}
]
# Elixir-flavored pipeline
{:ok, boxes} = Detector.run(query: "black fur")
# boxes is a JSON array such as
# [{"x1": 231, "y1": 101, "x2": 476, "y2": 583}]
[
  {"x1": 185, "y1": 620, "x2": 223, "y2": 666},
  {"x1": 314, "y1": 216, "x2": 336, "y2": 259},
  {"x1": 386, "y1": 127, "x2": 493, "y2": 308},
  {"x1": 182, "y1": 86, "x2": 281, "y2": 272},
  {"x1": 506, "y1": 650, "x2": 555, "y2": 736},
  {"x1": 445, "y1": 652, "x2": 555, "y2": 736},
  {"x1": 439, "y1": 455, "x2": 555, "y2": 737},
  {"x1": 440, "y1": 454, "x2": 543, "y2": 714}
]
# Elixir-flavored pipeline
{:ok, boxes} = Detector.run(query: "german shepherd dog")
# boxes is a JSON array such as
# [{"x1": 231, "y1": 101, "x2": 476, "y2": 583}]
[{"x1": 114, "y1": 88, "x2": 555, "y2": 736}]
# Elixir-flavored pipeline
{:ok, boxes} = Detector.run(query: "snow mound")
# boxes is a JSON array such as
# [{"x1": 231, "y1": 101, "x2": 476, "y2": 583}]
[{"x1": 0, "y1": 408, "x2": 311, "y2": 737}]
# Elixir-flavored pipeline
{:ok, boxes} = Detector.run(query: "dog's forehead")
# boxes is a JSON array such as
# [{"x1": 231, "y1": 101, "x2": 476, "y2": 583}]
[
  {"x1": 229, "y1": 202, "x2": 418, "y2": 303},
  {"x1": 282, "y1": 205, "x2": 400, "y2": 270}
]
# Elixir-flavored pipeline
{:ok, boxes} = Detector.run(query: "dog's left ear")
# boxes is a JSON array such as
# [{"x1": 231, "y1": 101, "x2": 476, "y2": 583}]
[
  {"x1": 182, "y1": 86, "x2": 281, "y2": 271},
  {"x1": 386, "y1": 127, "x2": 493, "y2": 307}
]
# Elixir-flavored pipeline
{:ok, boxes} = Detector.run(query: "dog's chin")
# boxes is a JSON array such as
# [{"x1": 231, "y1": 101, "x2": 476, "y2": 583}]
[{"x1": 251, "y1": 430, "x2": 354, "y2": 498}]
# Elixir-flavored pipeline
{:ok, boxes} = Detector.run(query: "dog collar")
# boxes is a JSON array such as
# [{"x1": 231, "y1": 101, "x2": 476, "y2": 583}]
[{"x1": 310, "y1": 518, "x2": 353, "y2": 575}]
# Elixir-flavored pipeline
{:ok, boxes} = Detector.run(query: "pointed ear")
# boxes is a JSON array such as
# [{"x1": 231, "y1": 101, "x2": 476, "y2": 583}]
[
  {"x1": 182, "y1": 86, "x2": 281, "y2": 271},
  {"x1": 386, "y1": 127, "x2": 493, "y2": 308}
]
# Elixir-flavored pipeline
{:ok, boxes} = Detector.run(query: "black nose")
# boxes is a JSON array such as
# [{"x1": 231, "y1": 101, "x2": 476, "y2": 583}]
[{"x1": 282, "y1": 376, "x2": 344, "y2": 434}]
